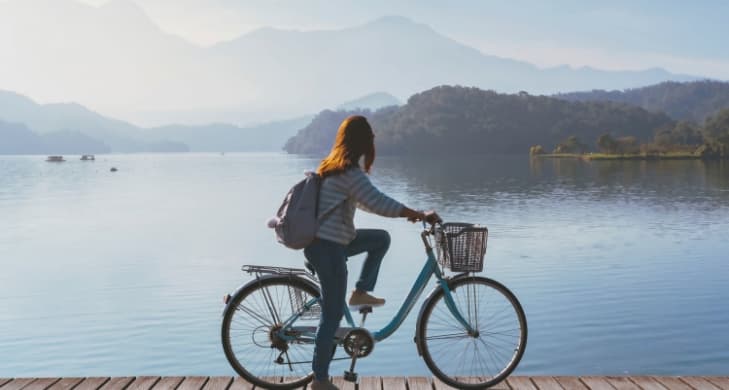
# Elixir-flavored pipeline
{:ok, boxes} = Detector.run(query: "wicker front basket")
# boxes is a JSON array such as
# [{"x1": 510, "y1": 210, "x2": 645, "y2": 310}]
[{"x1": 435, "y1": 223, "x2": 488, "y2": 272}]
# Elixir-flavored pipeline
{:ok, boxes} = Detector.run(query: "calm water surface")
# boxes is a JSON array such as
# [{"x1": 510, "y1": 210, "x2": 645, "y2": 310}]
[{"x1": 1, "y1": 153, "x2": 728, "y2": 376}]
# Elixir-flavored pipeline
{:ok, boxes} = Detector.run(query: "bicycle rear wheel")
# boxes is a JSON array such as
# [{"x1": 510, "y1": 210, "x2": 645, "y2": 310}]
[
  {"x1": 221, "y1": 276, "x2": 320, "y2": 389},
  {"x1": 417, "y1": 276, "x2": 527, "y2": 389}
]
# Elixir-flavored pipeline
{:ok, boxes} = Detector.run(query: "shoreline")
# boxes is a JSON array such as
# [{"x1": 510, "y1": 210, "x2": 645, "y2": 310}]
[{"x1": 535, "y1": 152, "x2": 705, "y2": 160}]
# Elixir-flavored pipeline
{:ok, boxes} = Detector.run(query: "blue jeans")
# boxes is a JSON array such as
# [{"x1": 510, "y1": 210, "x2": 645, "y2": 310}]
[{"x1": 303, "y1": 229, "x2": 391, "y2": 380}]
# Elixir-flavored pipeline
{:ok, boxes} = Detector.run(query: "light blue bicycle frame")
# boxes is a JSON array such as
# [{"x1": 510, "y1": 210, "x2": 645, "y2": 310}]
[{"x1": 279, "y1": 241, "x2": 476, "y2": 344}]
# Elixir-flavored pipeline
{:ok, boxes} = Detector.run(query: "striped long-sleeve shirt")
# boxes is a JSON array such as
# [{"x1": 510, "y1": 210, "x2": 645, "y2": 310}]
[{"x1": 316, "y1": 167, "x2": 404, "y2": 245}]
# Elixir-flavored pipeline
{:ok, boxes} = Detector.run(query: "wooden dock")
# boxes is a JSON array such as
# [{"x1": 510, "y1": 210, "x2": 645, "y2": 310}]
[{"x1": 1, "y1": 376, "x2": 727, "y2": 390}]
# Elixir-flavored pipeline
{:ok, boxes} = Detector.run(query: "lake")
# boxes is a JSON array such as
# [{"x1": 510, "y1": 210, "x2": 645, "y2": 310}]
[{"x1": 1, "y1": 153, "x2": 728, "y2": 377}]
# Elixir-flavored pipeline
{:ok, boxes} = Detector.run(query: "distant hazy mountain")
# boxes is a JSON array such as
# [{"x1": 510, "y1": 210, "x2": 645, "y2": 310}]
[
  {"x1": 284, "y1": 86, "x2": 674, "y2": 155},
  {"x1": 555, "y1": 80, "x2": 729, "y2": 122},
  {"x1": 337, "y1": 92, "x2": 400, "y2": 111},
  {"x1": 0, "y1": 0, "x2": 698, "y2": 125},
  {"x1": 0, "y1": 120, "x2": 111, "y2": 155},
  {"x1": 145, "y1": 116, "x2": 312, "y2": 152},
  {"x1": 0, "y1": 90, "x2": 187, "y2": 152},
  {"x1": 0, "y1": 89, "x2": 313, "y2": 153},
  {"x1": 211, "y1": 16, "x2": 695, "y2": 120}
]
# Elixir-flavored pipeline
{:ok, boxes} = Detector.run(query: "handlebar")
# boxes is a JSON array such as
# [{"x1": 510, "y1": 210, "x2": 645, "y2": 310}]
[{"x1": 420, "y1": 220, "x2": 441, "y2": 251}]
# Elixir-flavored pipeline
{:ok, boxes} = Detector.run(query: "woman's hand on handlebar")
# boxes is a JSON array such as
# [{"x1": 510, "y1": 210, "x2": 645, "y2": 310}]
[
  {"x1": 401, "y1": 207, "x2": 441, "y2": 224},
  {"x1": 423, "y1": 210, "x2": 442, "y2": 225},
  {"x1": 401, "y1": 207, "x2": 422, "y2": 222}
]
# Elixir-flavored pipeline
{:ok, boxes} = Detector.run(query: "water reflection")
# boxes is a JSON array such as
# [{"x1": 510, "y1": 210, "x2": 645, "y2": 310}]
[
  {"x1": 1, "y1": 153, "x2": 728, "y2": 377},
  {"x1": 375, "y1": 155, "x2": 729, "y2": 207}
]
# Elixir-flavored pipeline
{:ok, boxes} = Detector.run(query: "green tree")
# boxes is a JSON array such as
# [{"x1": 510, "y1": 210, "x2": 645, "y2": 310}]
[
  {"x1": 655, "y1": 121, "x2": 703, "y2": 146},
  {"x1": 615, "y1": 136, "x2": 639, "y2": 154},
  {"x1": 553, "y1": 136, "x2": 588, "y2": 154},
  {"x1": 700, "y1": 108, "x2": 729, "y2": 157},
  {"x1": 597, "y1": 133, "x2": 618, "y2": 153},
  {"x1": 703, "y1": 109, "x2": 729, "y2": 144}
]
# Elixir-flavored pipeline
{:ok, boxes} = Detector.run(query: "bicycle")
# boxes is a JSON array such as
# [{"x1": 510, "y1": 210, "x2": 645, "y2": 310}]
[{"x1": 221, "y1": 222, "x2": 527, "y2": 389}]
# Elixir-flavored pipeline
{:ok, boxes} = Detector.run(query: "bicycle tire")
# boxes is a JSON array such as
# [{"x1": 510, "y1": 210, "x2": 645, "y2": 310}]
[
  {"x1": 221, "y1": 276, "x2": 320, "y2": 389},
  {"x1": 417, "y1": 276, "x2": 527, "y2": 389}
]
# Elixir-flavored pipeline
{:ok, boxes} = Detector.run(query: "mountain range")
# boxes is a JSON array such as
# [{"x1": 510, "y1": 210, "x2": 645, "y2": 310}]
[
  {"x1": 555, "y1": 80, "x2": 729, "y2": 123},
  {"x1": 0, "y1": 0, "x2": 699, "y2": 126},
  {"x1": 6, "y1": 79, "x2": 729, "y2": 155},
  {"x1": 0, "y1": 89, "x2": 389, "y2": 154},
  {"x1": 284, "y1": 86, "x2": 676, "y2": 156}
]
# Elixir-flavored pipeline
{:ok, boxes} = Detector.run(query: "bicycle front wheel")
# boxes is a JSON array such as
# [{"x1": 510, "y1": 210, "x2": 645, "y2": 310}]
[
  {"x1": 417, "y1": 276, "x2": 527, "y2": 389},
  {"x1": 221, "y1": 276, "x2": 320, "y2": 389}
]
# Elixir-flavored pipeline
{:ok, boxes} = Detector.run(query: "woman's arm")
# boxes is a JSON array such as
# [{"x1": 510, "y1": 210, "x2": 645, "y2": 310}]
[
  {"x1": 348, "y1": 168, "x2": 404, "y2": 218},
  {"x1": 348, "y1": 168, "x2": 438, "y2": 223},
  {"x1": 400, "y1": 206, "x2": 425, "y2": 222}
]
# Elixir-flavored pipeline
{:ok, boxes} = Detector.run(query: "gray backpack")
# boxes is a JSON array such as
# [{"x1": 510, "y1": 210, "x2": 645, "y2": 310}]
[{"x1": 267, "y1": 171, "x2": 339, "y2": 250}]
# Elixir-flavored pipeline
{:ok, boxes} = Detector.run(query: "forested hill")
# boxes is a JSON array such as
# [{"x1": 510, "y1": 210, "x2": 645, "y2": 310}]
[
  {"x1": 284, "y1": 86, "x2": 673, "y2": 155},
  {"x1": 555, "y1": 80, "x2": 729, "y2": 122}
]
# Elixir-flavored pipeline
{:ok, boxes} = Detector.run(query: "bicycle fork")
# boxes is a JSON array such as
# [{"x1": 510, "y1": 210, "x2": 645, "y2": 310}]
[{"x1": 438, "y1": 278, "x2": 478, "y2": 334}]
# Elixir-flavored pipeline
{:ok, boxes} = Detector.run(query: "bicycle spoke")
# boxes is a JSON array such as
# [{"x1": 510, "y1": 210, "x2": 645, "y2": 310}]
[
  {"x1": 223, "y1": 279, "x2": 318, "y2": 388},
  {"x1": 419, "y1": 278, "x2": 526, "y2": 389},
  {"x1": 425, "y1": 332, "x2": 472, "y2": 341}
]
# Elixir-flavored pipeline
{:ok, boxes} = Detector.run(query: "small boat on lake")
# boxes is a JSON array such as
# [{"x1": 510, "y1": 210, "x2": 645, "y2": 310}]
[
  {"x1": 46, "y1": 156, "x2": 65, "y2": 162},
  {"x1": 80, "y1": 155, "x2": 95, "y2": 161}
]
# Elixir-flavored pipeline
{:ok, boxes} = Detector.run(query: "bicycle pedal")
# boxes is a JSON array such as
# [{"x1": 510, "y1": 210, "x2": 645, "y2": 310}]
[
  {"x1": 343, "y1": 370, "x2": 358, "y2": 382},
  {"x1": 358, "y1": 306, "x2": 373, "y2": 314}
]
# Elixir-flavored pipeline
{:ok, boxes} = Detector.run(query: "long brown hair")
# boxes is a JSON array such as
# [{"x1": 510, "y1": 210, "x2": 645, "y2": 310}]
[{"x1": 317, "y1": 115, "x2": 375, "y2": 177}]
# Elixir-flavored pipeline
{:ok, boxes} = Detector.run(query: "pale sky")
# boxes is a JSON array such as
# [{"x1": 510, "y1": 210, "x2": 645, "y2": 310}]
[
  {"x1": 2, "y1": 0, "x2": 728, "y2": 126},
  {"x1": 71, "y1": 0, "x2": 729, "y2": 79}
]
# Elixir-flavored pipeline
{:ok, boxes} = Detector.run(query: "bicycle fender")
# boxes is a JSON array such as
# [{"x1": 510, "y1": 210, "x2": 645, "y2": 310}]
[
  {"x1": 413, "y1": 273, "x2": 479, "y2": 356},
  {"x1": 221, "y1": 274, "x2": 320, "y2": 317}
]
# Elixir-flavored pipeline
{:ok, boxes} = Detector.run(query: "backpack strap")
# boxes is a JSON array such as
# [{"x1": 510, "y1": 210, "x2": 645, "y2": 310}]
[{"x1": 314, "y1": 174, "x2": 322, "y2": 218}]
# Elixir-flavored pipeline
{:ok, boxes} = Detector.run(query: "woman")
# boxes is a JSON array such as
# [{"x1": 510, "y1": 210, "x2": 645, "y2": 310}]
[{"x1": 305, "y1": 115, "x2": 437, "y2": 390}]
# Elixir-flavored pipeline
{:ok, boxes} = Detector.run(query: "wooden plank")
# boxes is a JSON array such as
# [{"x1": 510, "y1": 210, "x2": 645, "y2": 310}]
[
  {"x1": 98, "y1": 377, "x2": 135, "y2": 390},
  {"x1": 126, "y1": 377, "x2": 160, "y2": 390},
  {"x1": 1, "y1": 379, "x2": 37, "y2": 390},
  {"x1": 47, "y1": 378, "x2": 84, "y2": 390},
  {"x1": 380, "y1": 377, "x2": 406, "y2": 390},
  {"x1": 432, "y1": 376, "x2": 462, "y2": 390},
  {"x1": 508, "y1": 377, "x2": 537, "y2": 390},
  {"x1": 201, "y1": 377, "x2": 231, "y2": 390},
  {"x1": 357, "y1": 377, "x2": 381, "y2": 390},
  {"x1": 487, "y1": 378, "x2": 511, "y2": 390},
  {"x1": 580, "y1": 377, "x2": 616, "y2": 390},
  {"x1": 177, "y1": 377, "x2": 208, "y2": 390},
  {"x1": 23, "y1": 378, "x2": 62, "y2": 390},
  {"x1": 330, "y1": 377, "x2": 353, "y2": 390},
  {"x1": 555, "y1": 377, "x2": 588, "y2": 390},
  {"x1": 653, "y1": 377, "x2": 692, "y2": 390},
  {"x1": 73, "y1": 378, "x2": 110, "y2": 390},
  {"x1": 2, "y1": 377, "x2": 726, "y2": 390},
  {"x1": 258, "y1": 377, "x2": 280, "y2": 388},
  {"x1": 705, "y1": 378, "x2": 729, "y2": 390},
  {"x1": 407, "y1": 377, "x2": 432, "y2": 390},
  {"x1": 629, "y1": 377, "x2": 668, "y2": 390},
  {"x1": 606, "y1": 377, "x2": 640, "y2": 390},
  {"x1": 431, "y1": 377, "x2": 455, "y2": 390},
  {"x1": 225, "y1": 377, "x2": 252, "y2": 390},
  {"x1": 679, "y1": 377, "x2": 721, "y2": 390},
  {"x1": 532, "y1": 377, "x2": 564, "y2": 390},
  {"x1": 150, "y1": 378, "x2": 184, "y2": 390}
]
